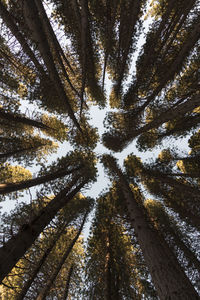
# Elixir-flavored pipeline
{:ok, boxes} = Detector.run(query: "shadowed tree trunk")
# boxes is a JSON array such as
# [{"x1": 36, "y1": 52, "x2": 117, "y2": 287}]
[
  {"x1": 0, "y1": 165, "x2": 82, "y2": 194},
  {"x1": 0, "y1": 175, "x2": 88, "y2": 283},
  {"x1": 34, "y1": 0, "x2": 79, "y2": 97},
  {"x1": 0, "y1": 109, "x2": 52, "y2": 130},
  {"x1": 21, "y1": 0, "x2": 82, "y2": 132},
  {"x1": 144, "y1": 168, "x2": 200, "y2": 199},
  {"x1": 15, "y1": 222, "x2": 69, "y2": 300},
  {"x1": 102, "y1": 155, "x2": 199, "y2": 299},
  {"x1": 0, "y1": 145, "x2": 45, "y2": 160},
  {"x1": 62, "y1": 264, "x2": 74, "y2": 300},
  {"x1": 132, "y1": 94, "x2": 200, "y2": 138},
  {"x1": 36, "y1": 212, "x2": 88, "y2": 300},
  {"x1": 105, "y1": 234, "x2": 112, "y2": 300},
  {"x1": 0, "y1": 1, "x2": 46, "y2": 75}
]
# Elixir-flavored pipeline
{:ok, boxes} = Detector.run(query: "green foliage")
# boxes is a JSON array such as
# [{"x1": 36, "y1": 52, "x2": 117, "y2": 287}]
[
  {"x1": 0, "y1": 0, "x2": 200, "y2": 298},
  {"x1": 0, "y1": 163, "x2": 32, "y2": 184},
  {"x1": 85, "y1": 191, "x2": 157, "y2": 299}
]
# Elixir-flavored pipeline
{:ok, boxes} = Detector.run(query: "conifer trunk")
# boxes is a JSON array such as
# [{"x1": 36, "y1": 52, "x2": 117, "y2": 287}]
[
  {"x1": 0, "y1": 1, "x2": 46, "y2": 75},
  {"x1": 129, "y1": 94, "x2": 200, "y2": 139},
  {"x1": 0, "y1": 109, "x2": 51, "y2": 130},
  {"x1": 105, "y1": 234, "x2": 112, "y2": 300},
  {"x1": 146, "y1": 168, "x2": 200, "y2": 199},
  {"x1": 15, "y1": 223, "x2": 69, "y2": 300},
  {"x1": 0, "y1": 146, "x2": 43, "y2": 160},
  {"x1": 22, "y1": 0, "x2": 82, "y2": 132},
  {"x1": 36, "y1": 212, "x2": 87, "y2": 300},
  {"x1": 161, "y1": 189, "x2": 200, "y2": 231},
  {"x1": 62, "y1": 265, "x2": 74, "y2": 300},
  {"x1": 167, "y1": 227, "x2": 200, "y2": 274},
  {"x1": 0, "y1": 166, "x2": 82, "y2": 194},
  {"x1": 106, "y1": 159, "x2": 199, "y2": 299},
  {"x1": 0, "y1": 176, "x2": 88, "y2": 283}
]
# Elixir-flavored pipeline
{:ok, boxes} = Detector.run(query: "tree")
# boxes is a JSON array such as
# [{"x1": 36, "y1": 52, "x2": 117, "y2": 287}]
[
  {"x1": 102, "y1": 154, "x2": 199, "y2": 299},
  {"x1": 124, "y1": 153, "x2": 200, "y2": 230},
  {"x1": 0, "y1": 152, "x2": 96, "y2": 282},
  {"x1": 1, "y1": 192, "x2": 92, "y2": 299},
  {"x1": 85, "y1": 188, "x2": 157, "y2": 299},
  {"x1": 144, "y1": 199, "x2": 200, "y2": 290},
  {"x1": 0, "y1": 0, "x2": 200, "y2": 298},
  {"x1": 36, "y1": 211, "x2": 88, "y2": 300},
  {"x1": 0, "y1": 134, "x2": 58, "y2": 167}
]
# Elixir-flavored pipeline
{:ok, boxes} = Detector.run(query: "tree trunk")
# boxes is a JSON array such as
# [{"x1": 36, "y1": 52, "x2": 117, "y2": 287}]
[
  {"x1": 105, "y1": 158, "x2": 199, "y2": 299},
  {"x1": 129, "y1": 94, "x2": 200, "y2": 140},
  {"x1": 36, "y1": 212, "x2": 87, "y2": 300},
  {"x1": 159, "y1": 0, "x2": 196, "y2": 59},
  {"x1": 161, "y1": 189, "x2": 200, "y2": 231},
  {"x1": 0, "y1": 176, "x2": 88, "y2": 283},
  {"x1": 161, "y1": 172, "x2": 200, "y2": 178},
  {"x1": 0, "y1": 109, "x2": 52, "y2": 130},
  {"x1": 134, "y1": 16, "x2": 200, "y2": 115},
  {"x1": 114, "y1": 0, "x2": 141, "y2": 96},
  {"x1": 34, "y1": 0, "x2": 74, "y2": 74},
  {"x1": 15, "y1": 223, "x2": 69, "y2": 300},
  {"x1": 147, "y1": 202, "x2": 200, "y2": 275},
  {"x1": 0, "y1": 165, "x2": 82, "y2": 194},
  {"x1": 169, "y1": 228, "x2": 200, "y2": 274},
  {"x1": 0, "y1": 1, "x2": 46, "y2": 75},
  {"x1": 0, "y1": 145, "x2": 44, "y2": 160},
  {"x1": 105, "y1": 235, "x2": 112, "y2": 300},
  {"x1": 22, "y1": 0, "x2": 82, "y2": 132},
  {"x1": 146, "y1": 168, "x2": 200, "y2": 199},
  {"x1": 62, "y1": 264, "x2": 74, "y2": 300},
  {"x1": 34, "y1": 0, "x2": 79, "y2": 96}
]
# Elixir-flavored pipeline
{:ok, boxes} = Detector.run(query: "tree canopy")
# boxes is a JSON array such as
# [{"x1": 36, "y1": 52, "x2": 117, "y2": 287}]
[{"x1": 0, "y1": 0, "x2": 200, "y2": 299}]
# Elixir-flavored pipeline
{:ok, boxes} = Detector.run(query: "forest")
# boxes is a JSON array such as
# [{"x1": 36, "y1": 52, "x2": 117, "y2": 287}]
[{"x1": 0, "y1": 0, "x2": 200, "y2": 299}]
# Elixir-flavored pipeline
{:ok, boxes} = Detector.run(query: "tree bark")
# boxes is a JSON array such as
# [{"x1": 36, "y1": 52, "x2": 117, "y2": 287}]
[
  {"x1": 105, "y1": 158, "x2": 199, "y2": 299},
  {"x1": 0, "y1": 109, "x2": 52, "y2": 130},
  {"x1": 15, "y1": 223, "x2": 69, "y2": 300},
  {"x1": 34, "y1": 0, "x2": 74, "y2": 74},
  {"x1": 105, "y1": 235, "x2": 112, "y2": 300},
  {"x1": 146, "y1": 168, "x2": 200, "y2": 199},
  {"x1": 168, "y1": 228, "x2": 200, "y2": 274},
  {"x1": 62, "y1": 264, "x2": 74, "y2": 300},
  {"x1": 132, "y1": 15, "x2": 200, "y2": 115},
  {"x1": 0, "y1": 145, "x2": 44, "y2": 160},
  {"x1": 22, "y1": 0, "x2": 82, "y2": 132},
  {"x1": 0, "y1": 176, "x2": 88, "y2": 283},
  {"x1": 34, "y1": 0, "x2": 79, "y2": 96},
  {"x1": 0, "y1": 1, "x2": 46, "y2": 75},
  {"x1": 0, "y1": 165, "x2": 83, "y2": 194},
  {"x1": 129, "y1": 94, "x2": 200, "y2": 140},
  {"x1": 36, "y1": 212, "x2": 87, "y2": 300},
  {"x1": 160, "y1": 189, "x2": 200, "y2": 231},
  {"x1": 114, "y1": 0, "x2": 141, "y2": 96}
]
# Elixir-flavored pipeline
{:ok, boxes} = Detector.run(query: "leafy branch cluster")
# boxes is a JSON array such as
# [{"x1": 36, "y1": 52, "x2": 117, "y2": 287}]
[{"x1": 0, "y1": 0, "x2": 200, "y2": 299}]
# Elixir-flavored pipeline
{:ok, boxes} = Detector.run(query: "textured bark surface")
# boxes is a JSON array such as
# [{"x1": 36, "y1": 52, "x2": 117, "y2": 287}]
[
  {"x1": 0, "y1": 177, "x2": 87, "y2": 283},
  {"x1": 0, "y1": 109, "x2": 51, "y2": 130},
  {"x1": 34, "y1": 0, "x2": 78, "y2": 95},
  {"x1": 109, "y1": 162, "x2": 199, "y2": 300},
  {"x1": 0, "y1": 1, "x2": 46, "y2": 74},
  {"x1": 36, "y1": 212, "x2": 87, "y2": 300},
  {"x1": 15, "y1": 223, "x2": 68, "y2": 300},
  {"x1": 148, "y1": 169, "x2": 200, "y2": 199},
  {"x1": 0, "y1": 166, "x2": 82, "y2": 194},
  {"x1": 62, "y1": 264, "x2": 74, "y2": 300},
  {"x1": 128, "y1": 94, "x2": 200, "y2": 139},
  {"x1": 123, "y1": 182, "x2": 199, "y2": 299},
  {"x1": 22, "y1": 0, "x2": 82, "y2": 132}
]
